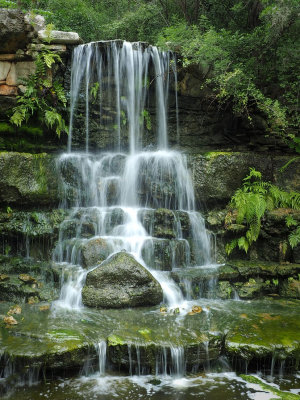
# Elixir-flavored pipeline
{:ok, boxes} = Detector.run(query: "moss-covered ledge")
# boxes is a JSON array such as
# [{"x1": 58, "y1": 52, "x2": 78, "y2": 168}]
[{"x1": 0, "y1": 152, "x2": 60, "y2": 207}]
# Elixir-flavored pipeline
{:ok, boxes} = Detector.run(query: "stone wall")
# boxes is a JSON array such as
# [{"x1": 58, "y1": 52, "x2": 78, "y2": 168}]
[{"x1": 0, "y1": 9, "x2": 81, "y2": 152}]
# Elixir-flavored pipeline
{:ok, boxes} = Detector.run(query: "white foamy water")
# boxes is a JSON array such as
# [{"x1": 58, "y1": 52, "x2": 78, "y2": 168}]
[{"x1": 53, "y1": 41, "x2": 214, "y2": 310}]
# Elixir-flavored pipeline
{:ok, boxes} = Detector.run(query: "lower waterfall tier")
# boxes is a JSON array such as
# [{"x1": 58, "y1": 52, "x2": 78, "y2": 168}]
[{"x1": 1, "y1": 298, "x2": 299, "y2": 377}]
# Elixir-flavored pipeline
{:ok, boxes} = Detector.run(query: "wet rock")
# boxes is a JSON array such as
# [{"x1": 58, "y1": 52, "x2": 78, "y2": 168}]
[
  {"x1": 154, "y1": 208, "x2": 176, "y2": 238},
  {"x1": 82, "y1": 251, "x2": 163, "y2": 308},
  {"x1": 28, "y1": 296, "x2": 39, "y2": 304},
  {"x1": 0, "y1": 209, "x2": 67, "y2": 259},
  {"x1": 7, "y1": 305, "x2": 21, "y2": 315},
  {"x1": 142, "y1": 238, "x2": 187, "y2": 271},
  {"x1": 0, "y1": 256, "x2": 59, "y2": 303},
  {"x1": 225, "y1": 309, "x2": 300, "y2": 366},
  {"x1": 81, "y1": 237, "x2": 111, "y2": 268},
  {"x1": 190, "y1": 305, "x2": 202, "y2": 314},
  {"x1": 18, "y1": 274, "x2": 36, "y2": 284},
  {"x1": 0, "y1": 274, "x2": 9, "y2": 282},
  {"x1": 235, "y1": 278, "x2": 264, "y2": 299},
  {"x1": 3, "y1": 315, "x2": 18, "y2": 325},
  {"x1": 39, "y1": 305, "x2": 50, "y2": 311},
  {"x1": 218, "y1": 265, "x2": 239, "y2": 280},
  {"x1": 0, "y1": 152, "x2": 59, "y2": 207},
  {"x1": 279, "y1": 279, "x2": 300, "y2": 299},
  {"x1": 217, "y1": 281, "x2": 233, "y2": 299}
]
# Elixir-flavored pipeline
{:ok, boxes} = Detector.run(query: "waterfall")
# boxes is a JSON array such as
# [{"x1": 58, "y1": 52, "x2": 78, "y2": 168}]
[
  {"x1": 54, "y1": 40, "x2": 213, "y2": 310},
  {"x1": 96, "y1": 341, "x2": 107, "y2": 376}
]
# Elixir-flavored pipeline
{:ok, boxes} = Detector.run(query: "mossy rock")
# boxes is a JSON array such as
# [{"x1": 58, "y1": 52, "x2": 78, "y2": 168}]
[
  {"x1": 240, "y1": 375, "x2": 300, "y2": 399},
  {"x1": 0, "y1": 152, "x2": 59, "y2": 206},
  {"x1": 279, "y1": 279, "x2": 300, "y2": 299},
  {"x1": 82, "y1": 251, "x2": 163, "y2": 308}
]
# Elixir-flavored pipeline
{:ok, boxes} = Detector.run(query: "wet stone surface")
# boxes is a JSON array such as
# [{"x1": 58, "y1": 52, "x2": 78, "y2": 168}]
[{"x1": 0, "y1": 298, "x2": 299, "y2": 378}]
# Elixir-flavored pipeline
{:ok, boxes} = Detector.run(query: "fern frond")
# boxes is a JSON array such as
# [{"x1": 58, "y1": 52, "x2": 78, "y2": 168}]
[
  {"x1": 289, "y1": 226, "x2": 300, "y2": 249},
  {"x1": 289, "y1": 192, "x2": 300, "y2": 209},
  {"x1": 286, "y1": 215, "x2": 298, "y2": 227},
  {"x1": 52, "y1": 81, "x2": 67, "y2": 107},
  {"x1": 225, "y1": 239, "x2": 238, "y2": 255},
  {"x1": 237, "y1": 236, "x2": 249, "y2": 253},
  {"x1": 10, "y1": 107, "x2": 27, "y2": 126},
  {"x1": 226, "y1": 167, "x2": 300, "y2": 256}
]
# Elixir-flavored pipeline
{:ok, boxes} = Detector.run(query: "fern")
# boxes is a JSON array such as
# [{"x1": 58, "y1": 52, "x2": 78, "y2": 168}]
[
  {"x1": 226, "y1": 167, "x2": 300, "y2": 255},
  {"x1": 289, "y1": 227, "x2": 300, "y2": 249},
  {"x1": 45, "y1": 109, "x2": 68, "y2": 138},
  {"x1": 10, "y1": 49, "x2": 67, "y2": 137},
  {"x1": 286, "y1": 215, "x2": 298, "y2": 227}
]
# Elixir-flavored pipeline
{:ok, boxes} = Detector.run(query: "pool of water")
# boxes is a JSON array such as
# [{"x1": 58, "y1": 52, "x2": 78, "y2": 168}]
[{"x1": 3, "y1": 372, "x2": 300, "y2": 400}]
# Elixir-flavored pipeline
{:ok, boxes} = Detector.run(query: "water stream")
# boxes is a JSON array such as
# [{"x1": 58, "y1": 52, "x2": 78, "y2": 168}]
[{"x1": 53, "y1": 40, "x2": 214, "y2": 313}]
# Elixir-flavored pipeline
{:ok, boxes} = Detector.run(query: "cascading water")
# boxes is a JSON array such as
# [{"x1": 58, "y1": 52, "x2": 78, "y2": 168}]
[{"x1": 53, "y1": 40, "x2": 214, "y2": 311}]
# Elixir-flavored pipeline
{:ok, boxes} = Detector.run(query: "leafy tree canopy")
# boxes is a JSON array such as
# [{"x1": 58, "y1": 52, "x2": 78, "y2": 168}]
[{"x1": 2, "y1": 0, "x2": 299, "y2": 146}]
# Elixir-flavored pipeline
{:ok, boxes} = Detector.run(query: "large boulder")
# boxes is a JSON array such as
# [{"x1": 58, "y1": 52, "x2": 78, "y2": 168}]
[{"x1": 82, "y1": 251, "x2": 163, "y2": 308}]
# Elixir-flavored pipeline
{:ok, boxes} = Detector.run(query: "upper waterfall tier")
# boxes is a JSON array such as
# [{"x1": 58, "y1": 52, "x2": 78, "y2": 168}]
[{"x1": 68, "y1": 40, "x2": 178, "y2": 154}]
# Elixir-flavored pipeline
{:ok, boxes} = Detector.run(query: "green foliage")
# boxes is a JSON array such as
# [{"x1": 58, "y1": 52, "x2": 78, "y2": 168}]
[
  {"x1": 289, "y1": 227, "x2": 300, "y2": 249},
  {"x1": 10, "y1": 49, "x2": 67, "y2": 138},
  {"x1": 0, "y1": 122, "x2": 15, "y2": 134},
  {"x1": 90, "y1": 82, "x2": 99, "y2": 103},
  {"x1": 156, "y1": 1, "x2": 299, "y2": 148},
  {"x1": 140, "y1": 110, "x2": 152, "y2": 131},
  {"x1": 4, "y1": 0, "x2": 299, "y2": 146},
  {"x1": 0, "y1": 0, "x2": 18, "y2": 7},
  {"x1": 226, "y1": 168, "x2": 300, "y2": 255}
]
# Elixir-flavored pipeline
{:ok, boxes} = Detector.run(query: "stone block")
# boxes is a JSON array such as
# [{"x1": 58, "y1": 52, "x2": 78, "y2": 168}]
[
  {"x1": 0, "y1": 85, "x2": 18, "y2": 96},
  {"x1": 0, "y1": 61, "x2": 11, "y2": 81},
  {"x1": 38, "y1": 30, "x2": 81, "y2": 44},
  {"x1": 6, "y1": 63, "x2": 16, "y2": 85},
  {"x1": 27, "y1": 43, "x2": 67, "y2": 52},
  {"x1": 6, "y1": 62, "x2": 35, "y2": 85},
  {"x1": 0, "y1": 54, "x2": 18, "y2": 61}
]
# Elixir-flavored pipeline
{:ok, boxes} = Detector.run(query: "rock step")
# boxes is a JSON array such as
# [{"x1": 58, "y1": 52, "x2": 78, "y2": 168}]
[
  {"x1": 0, "y1": 298, "x2": 299, "y2": 380},
  {"x1": 171, "y1": 261, "x2": 300, "y2": 299}
]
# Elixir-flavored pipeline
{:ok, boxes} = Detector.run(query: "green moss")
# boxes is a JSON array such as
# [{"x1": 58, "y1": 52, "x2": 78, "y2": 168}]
[
  {"x1": 0, "y1": 122, "x2": 15, "y2": 134},
  {"x1": 108, "y1": 334, "x2": 124, "y2": 346},
  {"x1": 19, "y1": 126, "x2": 43, "y2": 137},
  {"x1": 240, "y1": 375, "x2": 299, "y2": 399},
  {"x1": 138, "y1": 328, "x2": 152, "y2": 340},
  {"x1": 204, "y1": 151, "x2": 235, "y2": 160}
]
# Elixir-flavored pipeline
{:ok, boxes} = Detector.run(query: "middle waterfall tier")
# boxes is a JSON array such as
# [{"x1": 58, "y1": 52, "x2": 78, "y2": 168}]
[{"x1": 55, "y1": 151, "x2": 212, "y2": 269}]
